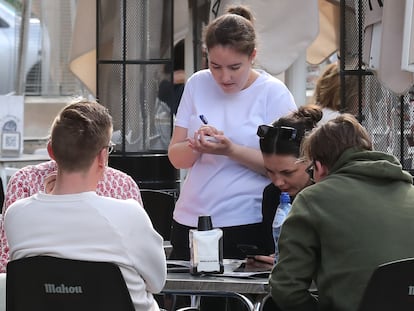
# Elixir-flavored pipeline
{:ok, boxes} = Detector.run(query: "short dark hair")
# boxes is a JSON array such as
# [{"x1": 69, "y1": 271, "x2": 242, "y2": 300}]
[
  {"x1": 50, "y1": 99, "x2": 112, "y2": 172},
  {"x1": 301, "y1": 113, "x2": 373, "y2": 170}
]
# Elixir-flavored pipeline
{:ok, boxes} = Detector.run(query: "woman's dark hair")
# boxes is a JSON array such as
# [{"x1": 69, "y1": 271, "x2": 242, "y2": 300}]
[
  {"x1": 259, "y1": 105, "x2": 322, "y2": 157},
  {"x1": 203, "y1": 5, "x2": 256, "y2": 57}
]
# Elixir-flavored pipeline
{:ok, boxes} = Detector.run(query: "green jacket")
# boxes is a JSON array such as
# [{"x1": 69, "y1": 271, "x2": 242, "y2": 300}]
[{"x1": 270, "y1": 148, "x2": 414, "y2": 311}]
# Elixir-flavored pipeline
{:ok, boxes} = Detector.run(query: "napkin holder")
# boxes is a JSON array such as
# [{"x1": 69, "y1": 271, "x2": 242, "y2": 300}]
[{"x1": 189, "y1": 215, "x2": 224, "y2": 275}]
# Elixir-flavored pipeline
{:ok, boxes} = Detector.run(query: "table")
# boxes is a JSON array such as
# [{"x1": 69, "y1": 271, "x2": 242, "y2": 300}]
[{"x1": 162, "y1": 260, "x2": 270, "y2": 311}]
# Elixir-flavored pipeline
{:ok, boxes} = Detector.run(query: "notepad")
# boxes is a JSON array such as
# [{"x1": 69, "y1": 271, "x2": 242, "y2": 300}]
[
  {"x1": 221, "y1": 262, "x2": 271, "y2": 279},
  {"x1": 166, "y1": 259, "x2": 271, "y2": 279},
  {"x1": 167, "y1": 260, "x2": 191, "y2": 273}
]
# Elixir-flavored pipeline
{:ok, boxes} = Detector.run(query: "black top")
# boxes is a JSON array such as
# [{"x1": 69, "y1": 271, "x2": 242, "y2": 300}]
[
  {"x1": 261, "y1": 183, "x2": 281, "y2": 254},
  {"x1": 158, "y1": 80, "x2": 184, "y2": 115},
  {"x1": 261, "y1": 183, "x2": 294, "y2": 254}
]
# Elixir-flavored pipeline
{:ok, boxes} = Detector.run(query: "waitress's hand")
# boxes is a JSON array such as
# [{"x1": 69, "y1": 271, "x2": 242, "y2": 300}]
[
  {"x1": 188, "y1": 125, "x2": 232, "y2": 155},
  {"x1": 245, "y1": 255, "x2": 275, "y2": 271}
]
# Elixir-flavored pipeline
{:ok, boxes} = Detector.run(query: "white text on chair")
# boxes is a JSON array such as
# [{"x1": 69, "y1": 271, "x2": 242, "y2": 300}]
[{"x1": 44, "y1": 283, "x2": 83, "y2": 294}]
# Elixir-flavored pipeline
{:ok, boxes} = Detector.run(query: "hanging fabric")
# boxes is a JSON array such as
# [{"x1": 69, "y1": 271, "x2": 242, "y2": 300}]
[{"x1": 209, "y1": 0, "x2": 319, "y2": 75}]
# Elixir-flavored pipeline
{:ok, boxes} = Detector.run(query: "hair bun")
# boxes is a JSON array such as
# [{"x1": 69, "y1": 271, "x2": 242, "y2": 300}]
[
  {"x1": 297, "y1": 105, "x2": 323, "y2": 127},
  {"x1": 225, "y1": 5, "x2": 255, "y2": 23}
]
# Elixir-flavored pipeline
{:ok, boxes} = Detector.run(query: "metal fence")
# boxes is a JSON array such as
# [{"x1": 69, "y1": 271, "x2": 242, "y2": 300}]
[{"x1": 340, "y1": 0, "x2": 414, "y2": 174}]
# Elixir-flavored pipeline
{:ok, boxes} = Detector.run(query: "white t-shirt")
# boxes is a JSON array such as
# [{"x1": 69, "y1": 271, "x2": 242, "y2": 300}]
[
  {"x1": 174, "y1": 69, "x2": 297, "y2": 227},
  {"x1": 4, "y1": 192, "x2": 166, "y2": 311}
]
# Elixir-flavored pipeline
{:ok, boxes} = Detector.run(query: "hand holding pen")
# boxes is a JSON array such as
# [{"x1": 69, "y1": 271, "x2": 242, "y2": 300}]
[
  {"x1": 188, "y1": 115, "x2": 230, "y2": 153},
  {"x1": 198, "y1": 115, "x2": 219, "y2": 143}
]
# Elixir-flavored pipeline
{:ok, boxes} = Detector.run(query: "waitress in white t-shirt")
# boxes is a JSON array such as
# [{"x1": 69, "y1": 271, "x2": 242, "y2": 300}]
[{"x1": 167, "y1": 5, "x2": 296, "y2": 260}]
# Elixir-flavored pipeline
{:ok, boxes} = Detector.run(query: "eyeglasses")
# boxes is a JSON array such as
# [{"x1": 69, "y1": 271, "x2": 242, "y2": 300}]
[
  {"x1": 257, "y1": 125, "x2": 297, "y2": 141},
  {"x1": 104, "y1": 142, "x2": 116, "y2": 154},
  {"x1": 305, "y1": 161, "x2": 315, "y2": 181}
]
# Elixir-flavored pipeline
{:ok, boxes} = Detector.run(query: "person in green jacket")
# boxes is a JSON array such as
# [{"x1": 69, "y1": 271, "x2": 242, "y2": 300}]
[{"x1": 270, "y1": 113, "x2": 414, "y2": 311}]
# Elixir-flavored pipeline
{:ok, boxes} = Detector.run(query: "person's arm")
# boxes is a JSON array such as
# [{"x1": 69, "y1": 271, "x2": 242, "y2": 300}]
[
  {"x1": 0, "y1": 168, "x2": 33, "y2": 272},
  {"x1": 128, "y1": 202, "x2": 166, "y2": 293},
  {"x1": 168, "y1": 126, "x2": 201, "y2": 169},
  {"x1": 169, "y1": 124, "x2": 267, "y2": 175},
  {"x1": 114, "y1": 172, "x2": 143, "y2": 206},
  {"x1": 225, "y1": 143, "x2": 266, "y2": 176},
  {"x1": 2, "y1": 170, "x2": 32, "y2": 213},
  {"x1": 269, "y1": 193, "x2": 318, "y2": 311},
  {"x1": 0, "y1": 222, "x2": 8, "y2": 273},
  {"x1": 246, "y1": 255, "x2": 274, "y2": 271},
  {"x1": 129, "y1": 180, "x2": 143, "y2": 207},
  {"x1": 117, "y1": 174, "x2": 143, "y2": 206},
  {"x1": 97, "y1": 168, "x2": 143, "y2": 206}
]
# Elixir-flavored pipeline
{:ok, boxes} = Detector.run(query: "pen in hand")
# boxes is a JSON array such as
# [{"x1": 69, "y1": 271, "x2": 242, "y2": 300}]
[
  {"x1": 199, "y1": 115, "x2": 208, "y2": 125},
  {"x1": 197, "y1": 114, "x2": 220, "y2": 143}
]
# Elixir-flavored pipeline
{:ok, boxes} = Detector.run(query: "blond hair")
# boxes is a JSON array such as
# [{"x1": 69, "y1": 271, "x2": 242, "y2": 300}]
[{"x1": 310, "y1": 62, "x2": 361, "y2": 114}]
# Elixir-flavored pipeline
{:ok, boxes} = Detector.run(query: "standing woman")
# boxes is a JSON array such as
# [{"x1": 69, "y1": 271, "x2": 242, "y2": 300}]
[{"x1": 168, "y1": 5, "x2": 296, "y2": 260}]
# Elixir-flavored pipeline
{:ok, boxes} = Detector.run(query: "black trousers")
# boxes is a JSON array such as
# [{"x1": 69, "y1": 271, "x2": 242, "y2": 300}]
[{"x1": 169, "y1": 219, "x2": 266, "y2": 260}]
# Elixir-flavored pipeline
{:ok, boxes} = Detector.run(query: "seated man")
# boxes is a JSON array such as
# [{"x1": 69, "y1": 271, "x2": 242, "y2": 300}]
[
  {"x1": 0, "y1": 156, "x2": 142, "y2": 273},
  {"x1": 270, "y1": 114, "x2": 414, "y2": 311},
  {"x1": 4, "y1": 99, "x2": 166, "y2": 311}
]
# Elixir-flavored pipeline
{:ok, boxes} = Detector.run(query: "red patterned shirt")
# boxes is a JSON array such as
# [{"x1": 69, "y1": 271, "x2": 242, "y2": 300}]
[{"x1": 0, "y1": 160, "x2": 142, "y2": 272}]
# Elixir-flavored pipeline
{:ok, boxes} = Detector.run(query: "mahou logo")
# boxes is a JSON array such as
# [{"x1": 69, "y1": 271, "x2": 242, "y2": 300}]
[{"x1": 44, "y1": 283, "x2": 83, "y2": 294}]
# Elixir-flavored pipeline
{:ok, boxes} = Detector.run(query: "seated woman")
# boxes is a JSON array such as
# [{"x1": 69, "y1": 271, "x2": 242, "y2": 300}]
[{"x1": 251, "y1": 104, "x2": 322, "y2": 269}]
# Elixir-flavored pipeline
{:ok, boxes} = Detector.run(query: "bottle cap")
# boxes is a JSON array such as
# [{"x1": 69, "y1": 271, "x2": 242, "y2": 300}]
[
  {"x1": 280, "y1": 192, "x2": 291, "y2": 204},
  {"x1": 197, "y1": 215, "x2": 213, "y2": 231}
]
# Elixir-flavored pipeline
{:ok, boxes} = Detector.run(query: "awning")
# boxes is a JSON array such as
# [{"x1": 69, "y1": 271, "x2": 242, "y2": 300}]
[
  {"x1": 209, "y1": 0, "x2": 320, "y2": 74},
  {"x1": 68, "y1": 0, "x2": 189, "y2": 97},
  {"x1": 68, "y1": 0, "x2": 347, "y2": 95}
]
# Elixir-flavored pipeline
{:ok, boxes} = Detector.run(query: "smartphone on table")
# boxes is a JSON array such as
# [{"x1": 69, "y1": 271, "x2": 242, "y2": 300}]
[{"x1": 237, "y1": 244, "x2": 267, "y2": 258}]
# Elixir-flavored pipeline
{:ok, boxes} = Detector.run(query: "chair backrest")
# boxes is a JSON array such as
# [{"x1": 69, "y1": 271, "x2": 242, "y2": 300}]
[
  {"x1": 140, "y1": 189, "x2": 175, "y2": 241},
  {"x1": 6, "y1": 256, "x2": 135, "y2": 311},
  {"x1": 358, "y1": 257, "x2": 414, "y2": 311}
]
